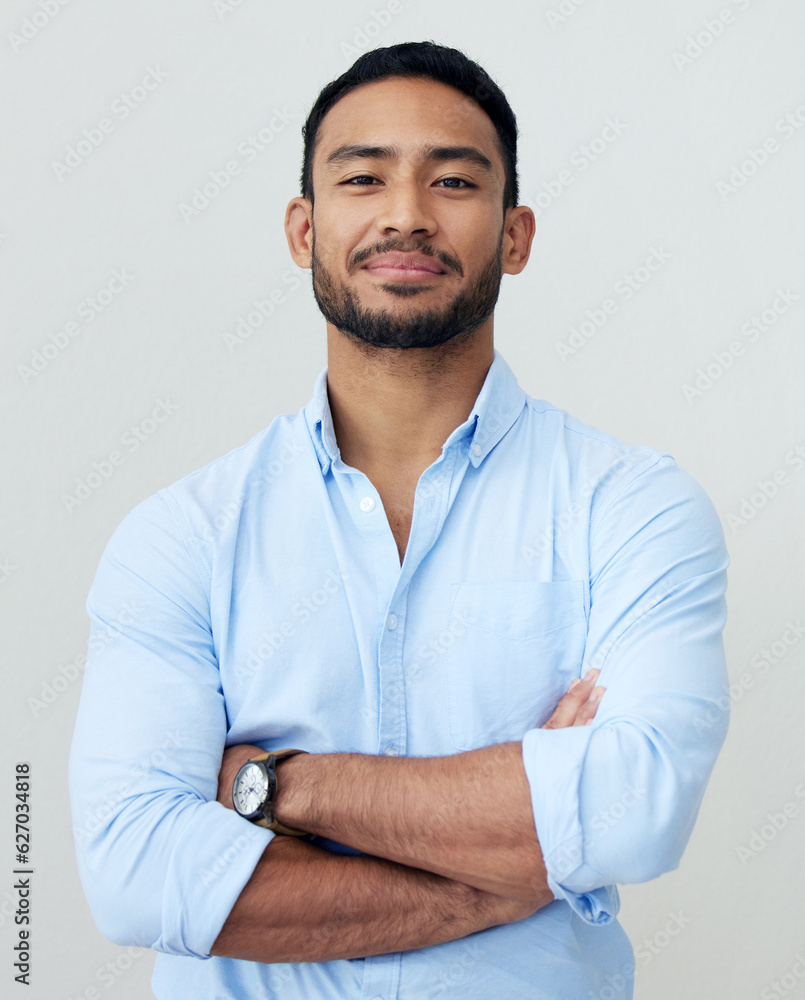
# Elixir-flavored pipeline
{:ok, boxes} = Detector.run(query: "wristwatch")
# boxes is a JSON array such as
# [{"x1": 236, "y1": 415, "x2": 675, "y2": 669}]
[{"x1": 232, "y1": 748, "x2": 308, "y2": 836}]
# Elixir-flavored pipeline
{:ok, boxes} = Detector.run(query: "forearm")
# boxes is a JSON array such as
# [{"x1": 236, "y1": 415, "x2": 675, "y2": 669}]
[
  {"x1": 219, "y1": 673, "x2": 603, "y2": 905},
  {"x1": 275, "y1": 741, "x2": 550, "y2": 902},
  {"x1": 210, "y1": 834, "x2": 533, "y2": 963}
]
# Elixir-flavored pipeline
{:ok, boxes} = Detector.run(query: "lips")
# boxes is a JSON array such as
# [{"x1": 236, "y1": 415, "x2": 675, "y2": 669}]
[{"x1": 363, "y1": 252, "x2": 447, "y2": 275}]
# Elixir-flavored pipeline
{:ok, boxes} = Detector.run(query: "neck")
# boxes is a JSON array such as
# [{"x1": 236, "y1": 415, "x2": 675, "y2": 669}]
[{"x1": 325, "y1": 320, "x2": 494, "y2": 477}]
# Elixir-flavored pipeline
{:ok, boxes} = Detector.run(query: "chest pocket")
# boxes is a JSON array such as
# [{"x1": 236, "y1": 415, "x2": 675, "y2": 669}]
[{"x1": 445, "y1": 580, "x2": 587, "y2": 751}]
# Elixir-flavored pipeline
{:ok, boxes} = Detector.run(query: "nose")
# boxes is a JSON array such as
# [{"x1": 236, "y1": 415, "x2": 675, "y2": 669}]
[{"x1": 374, "y1": 178, "x2": 437, "y2": 239}]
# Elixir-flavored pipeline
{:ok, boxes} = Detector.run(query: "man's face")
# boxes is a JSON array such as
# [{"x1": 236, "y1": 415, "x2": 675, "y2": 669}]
[{"x1": 305, "y1": 76, "x2": 510, "y2": 350}]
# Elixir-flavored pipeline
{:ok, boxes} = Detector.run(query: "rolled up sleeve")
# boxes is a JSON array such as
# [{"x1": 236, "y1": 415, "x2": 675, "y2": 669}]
[
  {"x1": 68, "y1": 491, "x2": 274, "y2": 957},
  {"x1": 522, "y1": 455, "x2": 730, "y2": 923}
]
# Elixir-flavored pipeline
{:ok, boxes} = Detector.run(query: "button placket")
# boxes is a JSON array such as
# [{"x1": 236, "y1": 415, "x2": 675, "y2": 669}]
[{"x1": 377, "y1": 606, "x2": 406, "y2": 758}]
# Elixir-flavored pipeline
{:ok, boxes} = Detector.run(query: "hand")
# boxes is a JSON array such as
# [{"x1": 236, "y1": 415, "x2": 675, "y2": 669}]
[
  {"x1": 216, "y1": 743, "x2": 264, "y2": 808},
  {"x1": 541, "y1": 668, "x2": 605, "y2": 729}
]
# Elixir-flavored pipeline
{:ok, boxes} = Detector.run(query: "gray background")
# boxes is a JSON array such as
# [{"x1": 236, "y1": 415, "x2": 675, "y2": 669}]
[{"x1": 2, "y1": 1, "x2": 804, "y2": 997}]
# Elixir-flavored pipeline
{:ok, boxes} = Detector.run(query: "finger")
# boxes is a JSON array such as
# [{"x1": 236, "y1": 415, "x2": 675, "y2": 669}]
[
  {"x1": 574, "y1": 686, "x2": 606, "y2": 727},
  {"x1": 542, "y1": 669, "x2": 600, "y2": 729}
]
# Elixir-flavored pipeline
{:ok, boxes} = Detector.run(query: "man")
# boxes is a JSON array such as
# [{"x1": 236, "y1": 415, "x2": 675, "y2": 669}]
[{"x1": 69, "y1": 41, "x2": 730, "y2": 999}]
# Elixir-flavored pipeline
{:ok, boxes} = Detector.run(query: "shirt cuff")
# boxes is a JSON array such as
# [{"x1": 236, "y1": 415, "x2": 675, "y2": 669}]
[
  {"x1": 152, "y1": 801, "x2": 274, "y2": 957},
  {"x1": 546, "y1": 871, "x2": 619, "y2": 925},
  {"x1": 522, "y1": 726, "x2": 619, "y2": 926}
]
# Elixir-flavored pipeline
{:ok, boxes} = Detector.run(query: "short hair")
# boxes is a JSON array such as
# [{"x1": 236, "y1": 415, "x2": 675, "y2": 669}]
[{"x1": 300, "y1": 40, "x2": 519, "y2": 211}]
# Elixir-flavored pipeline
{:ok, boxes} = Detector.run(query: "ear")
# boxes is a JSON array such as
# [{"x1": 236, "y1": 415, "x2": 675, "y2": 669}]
[
  {"x1": 285, "y1": 197, "x2": 313, "y2": 269},
  {"x1": 501, "y1": 205, "x2": 536, "y2": 276}
]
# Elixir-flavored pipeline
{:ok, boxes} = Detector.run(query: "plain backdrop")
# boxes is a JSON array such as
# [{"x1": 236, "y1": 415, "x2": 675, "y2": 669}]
[{"x1": 2, "y1": 1, "x2": 804, "y2": 998}]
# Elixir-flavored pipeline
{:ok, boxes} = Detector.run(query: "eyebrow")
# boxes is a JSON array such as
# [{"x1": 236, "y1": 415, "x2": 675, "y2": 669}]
[{"x1": 324, "y1": 143, "x2": 495, "y2": 173}]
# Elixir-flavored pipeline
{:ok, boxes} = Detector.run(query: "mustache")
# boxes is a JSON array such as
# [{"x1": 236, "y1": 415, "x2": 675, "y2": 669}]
[{"x1": 350, "y1": 241, "x2": 464, "y2": 277}]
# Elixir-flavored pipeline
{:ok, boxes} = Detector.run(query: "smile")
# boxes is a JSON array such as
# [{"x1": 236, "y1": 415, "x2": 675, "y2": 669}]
[
  {"x1": 364, "y1": 267, "x2": 447, "y2": 282},
  {"x1": 362, "y1": 252, "x2": 449, "y2": 282}
]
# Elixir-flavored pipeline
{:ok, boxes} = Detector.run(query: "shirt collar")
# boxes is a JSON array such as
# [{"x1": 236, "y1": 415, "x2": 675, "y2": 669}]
[{"x1": 303, "y1": 347, "x2": 527, "y2": 476}]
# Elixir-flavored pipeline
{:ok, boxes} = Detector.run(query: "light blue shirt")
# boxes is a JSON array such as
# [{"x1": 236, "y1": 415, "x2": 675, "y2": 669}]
[{"x1": 69, "y1": 348, "x2": 730, "y2": 999}]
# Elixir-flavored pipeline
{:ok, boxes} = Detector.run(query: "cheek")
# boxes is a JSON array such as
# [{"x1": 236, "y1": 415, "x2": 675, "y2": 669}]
[
  {"x1": 442, "y1": 208, "x2": 501, "y2": 262},
  {"x1": 316, "y1": 201, "x2": 370, "y2": 244},
  {"x1": 316, "y1": 225, "x2": 372, "y2": 272}
]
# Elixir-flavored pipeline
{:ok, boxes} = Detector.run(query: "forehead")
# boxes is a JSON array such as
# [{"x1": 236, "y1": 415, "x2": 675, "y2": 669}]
[{"x1": 314, "y1": 76, "x2": 504, "y2": 171}]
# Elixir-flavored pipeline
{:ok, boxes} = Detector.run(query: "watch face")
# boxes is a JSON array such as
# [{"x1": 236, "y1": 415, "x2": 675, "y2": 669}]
[{"x1": 233, "y1": 762, "x2": 269, "y2": 819}]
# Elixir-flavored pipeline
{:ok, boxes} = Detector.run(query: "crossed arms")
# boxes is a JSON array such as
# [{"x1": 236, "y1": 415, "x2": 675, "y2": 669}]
[
  {"x1": 69, "y1": 457, "x2": 730, "y2": 962},
  {"x1": 209, "y1": 670, "x2": 604, "y2": 964}
]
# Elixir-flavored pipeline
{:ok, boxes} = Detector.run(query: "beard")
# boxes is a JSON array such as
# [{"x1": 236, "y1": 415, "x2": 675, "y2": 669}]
[{"x1": 310, "y1": 232, "x2": 504, "y2": 350}]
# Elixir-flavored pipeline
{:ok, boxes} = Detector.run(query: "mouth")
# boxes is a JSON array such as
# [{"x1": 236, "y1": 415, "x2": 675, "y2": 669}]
[{"x1": 362, "y1": 252, "x2": 449, "y2": 283}]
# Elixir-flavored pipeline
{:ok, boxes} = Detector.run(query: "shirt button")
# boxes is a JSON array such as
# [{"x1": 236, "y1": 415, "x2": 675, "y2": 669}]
[
  {"x1": 359, "y1": 496, "x2": 375, "y2": 512},
  {"x1": 386, "y1": 614, "x2": 398, "y2": 630},
  {"x1": 471, "y1": 443, "x2": 482, "y2": 457},
  {"x1": 383, "y1": 747, "x2": 399, "y2": 756}
]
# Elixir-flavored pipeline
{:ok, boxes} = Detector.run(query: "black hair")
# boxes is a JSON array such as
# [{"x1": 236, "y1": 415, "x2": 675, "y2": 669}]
[{"x1": 300, "y1": 40, "x2": 519, "y2": 210}]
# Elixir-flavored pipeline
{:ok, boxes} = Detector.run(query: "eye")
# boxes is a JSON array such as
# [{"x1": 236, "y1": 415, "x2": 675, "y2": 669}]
[
  {"x1": 340, "y1": 175, "x2": 475, "y2": 189},
  {"x1": 436, "y1": 177, "x2": 475, "y2": 189}
]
